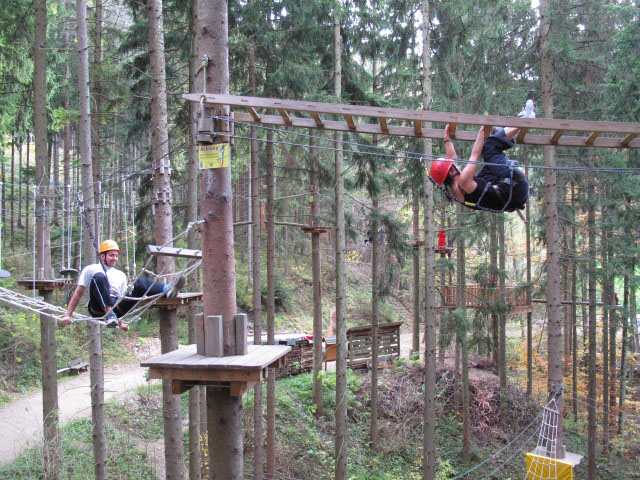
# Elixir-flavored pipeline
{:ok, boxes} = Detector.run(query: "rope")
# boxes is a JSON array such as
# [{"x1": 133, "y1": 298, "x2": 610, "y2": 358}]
[{"x1": 0, "y1": 220, "x2": 204, "y2": 326}]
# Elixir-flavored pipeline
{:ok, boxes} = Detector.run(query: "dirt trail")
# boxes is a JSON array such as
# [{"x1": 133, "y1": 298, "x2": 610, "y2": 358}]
[{"x1": 0, "y1": 339, "x2": 159, "y2": 468}]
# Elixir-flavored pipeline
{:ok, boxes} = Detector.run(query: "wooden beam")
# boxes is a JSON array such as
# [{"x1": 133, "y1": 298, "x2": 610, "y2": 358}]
[
  {"x1": 232, "y1": 112, "x2": 639, "y2": 148},
  {"x1": 380, "y1": 117, "x2": 389, "y2": 134},
  {"x1": 585, "y1": 131, "x2": 601, "y2": 146},
  {"x1": 448, "y1": 123, "x2": 457, "y2": 138},
  {"x1": 516, "y1": 127, "x2": 529, "y2": 143},
  {"x1": 621, "y1": 133, "x2": 638, "y2": 147},
  {"x1": 550, "y1": 130, "x2": 565, "y2": 144},
  {"x1": 246, "y1": 106, "x2": 261, "y2": 122},
  {"x1": 345, "y1": 114, "x2": 356, "y2": 131},
  {"x1": 146, "y1": 245, "x2": 202, "y2": 259},
  {"x1": 185, "y1": 93, "x2": 640, "y2": 135},
  {"x1": 278, "y1": 108, "x2": 292, "y2": 126},
  {"x1": 171, "y1": 379, "x2": 193, "y2": 394},
  {"x1": 413, "y1": 120, "x2": 422, "y2": 137},
  {"x1": 312, "y1": 111, "x2": 324, "y2": 128}
]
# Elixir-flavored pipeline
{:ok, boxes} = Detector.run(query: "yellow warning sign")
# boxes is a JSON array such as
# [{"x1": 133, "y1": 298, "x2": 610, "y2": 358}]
[
  {"x1": 199, "y1": 143, "x2": 230, "y2": 169},
  {"x1": 525, "y1": 452, "x2": 573, "y2": 480}
]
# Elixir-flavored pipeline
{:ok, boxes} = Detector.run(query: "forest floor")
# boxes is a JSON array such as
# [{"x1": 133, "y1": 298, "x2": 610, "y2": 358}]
[
  {"x1": 0, "y1": 336, "x2": 160, "y2": 467},
  {"x1": 0, "y1": 324, "x2": 501, "y2": 470}
]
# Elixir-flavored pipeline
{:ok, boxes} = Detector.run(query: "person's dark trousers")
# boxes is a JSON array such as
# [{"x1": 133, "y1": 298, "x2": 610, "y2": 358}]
[
  {"x1": 87, "y1": 272, "x2": 117, "y2": 317},
  {"x1": 481, "y1": 128, "x2": 529, "y2": 207},
  {"x1": 114, "y1": 276, "x2": 165, "y2": 317}
]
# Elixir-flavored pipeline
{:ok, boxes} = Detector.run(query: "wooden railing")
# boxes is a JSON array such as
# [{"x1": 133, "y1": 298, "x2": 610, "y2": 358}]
[{"x1": 442, "y1": 284, "x2": 532, "y2": 314}]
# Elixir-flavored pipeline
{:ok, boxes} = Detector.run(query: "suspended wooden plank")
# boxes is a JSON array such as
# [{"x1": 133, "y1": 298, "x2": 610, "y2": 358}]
[{"x1": 184, "y1": 93, "x2": 640, "y2": 149}]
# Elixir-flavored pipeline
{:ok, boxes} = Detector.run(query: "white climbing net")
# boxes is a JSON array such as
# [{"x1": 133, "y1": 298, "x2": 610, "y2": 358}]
[{"x1": 524, "y1": 396, "x2": 561, "y2": 480}]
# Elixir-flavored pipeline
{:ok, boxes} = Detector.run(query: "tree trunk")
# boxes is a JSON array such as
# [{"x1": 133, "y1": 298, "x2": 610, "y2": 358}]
[
  {"x1": 525, "y1": 172, "x2": 533, "y2": 396},
  {"x1": 34, "y1": 3, "x2": 59, "y2": 477},
  {"x1": 333, "y1": 8, "x2": 348, "y2": 480},
  {"x1": 10, "y1": 137, "x2": 14, "y2": 249},
  {"x1": 601, "y1": 214, "x2": 609, "y2": 454},
  {"x1": 540, "y1": 0, "x2": 564, "y2": 457},
  {"x1": 571, "y1": 185, "x2": 578, "y2": 418},
  {"x1": 498, "y1": 216, "x2": 507, "y2": 389},
  {"x1": 247, "y1": 4, "x2": 264, "y2": 474},
  {"x1": 310, "y1": 137, "x2": 323, "y2": 417},
  {"x1": 489, "y1": 217, "x2": 499, "y2": 366},
  {"x1": 370, "y1": 193, "x2": 379, "y2": 451},
  {"x1": 631, "y1": 265, "x2": 638, "y2": 353},
  {"x1": 195, "y1": 0, "x2": 241, "y2": 477},
  {"x1": 25, "y1": 132, "x2": 30, "y2": 248},
  {"x1": 412, "y1": 193, "x2": 420, "y2": 355},
  {"x1": 18, "y1": 137, "x2": 23, "y2": 229},
  {"x1": 618, "y1": 272, "x2": 629, "y2": 434},
  {"x1": 457, "y1": 205, "x2": 470, "y2": 460},
  {"x1": 587, "y1": 185, "x2": 597, "y2": 480},
  {"x1": 266, "y1": 127, "x2": 276, "y2": 478},
  {"x1": 187, "y1": 5, "x2": 201, "y2": 478},
  {"x1": 91, "y1": 0, "x2": 102, "y2": 228},
  {"x1": 147, "y1": 0, "x2": 185, "y2": 477},
  {"x1": 421, "y1": 0, "x2": 436, "y2": 474}
]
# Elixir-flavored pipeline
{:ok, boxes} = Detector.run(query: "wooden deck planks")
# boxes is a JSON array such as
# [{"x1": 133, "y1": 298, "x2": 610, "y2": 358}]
[{"x1": 141, "y1": 344, "x2": 291, "y2": 371}]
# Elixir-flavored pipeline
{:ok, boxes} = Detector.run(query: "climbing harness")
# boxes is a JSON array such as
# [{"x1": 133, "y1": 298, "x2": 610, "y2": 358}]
[{"x1": 422, "y1": 157, "x2": 527, "y2": 216}]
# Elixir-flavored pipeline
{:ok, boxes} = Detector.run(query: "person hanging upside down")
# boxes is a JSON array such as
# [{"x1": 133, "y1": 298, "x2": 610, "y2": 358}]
[
  {"x1": 61, "y1": 239, "x2": 185, "y2": 330},
  {"x1": 429, "y1": 100, "x2": 534, "y2": 212}
]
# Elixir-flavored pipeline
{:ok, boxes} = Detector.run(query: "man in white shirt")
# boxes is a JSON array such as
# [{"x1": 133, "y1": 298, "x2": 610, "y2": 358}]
[{"x1": 61, "y1": 239, "x2": 184, "y2": 330}]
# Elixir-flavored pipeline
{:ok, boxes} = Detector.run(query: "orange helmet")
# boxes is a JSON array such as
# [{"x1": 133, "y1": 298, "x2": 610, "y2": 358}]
[
  {"x1": 430, "y1": 158, "x2": 455, "y2": 185},
  {"x1": 99, "y1": 239, "x2": 120, "y2": 254}
]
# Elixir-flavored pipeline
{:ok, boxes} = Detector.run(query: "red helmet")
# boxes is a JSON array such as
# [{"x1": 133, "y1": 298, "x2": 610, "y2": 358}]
[{"x1": 430, "y1": 158, "x2": 455, "y2": 185}]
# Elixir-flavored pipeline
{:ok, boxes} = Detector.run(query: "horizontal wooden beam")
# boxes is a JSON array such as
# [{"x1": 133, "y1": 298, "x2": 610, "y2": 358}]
[
  {"x1": 183, "y1": 93, "x2": 640, "y2": 148},
  {"x1": 231, "y1": 112, "x2": 640, "y2": 149}
]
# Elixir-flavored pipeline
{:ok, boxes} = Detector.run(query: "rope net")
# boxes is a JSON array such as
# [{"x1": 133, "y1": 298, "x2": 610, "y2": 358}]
[{"x1": 524, "y1": 397, "x2": 570, "y2": 480}]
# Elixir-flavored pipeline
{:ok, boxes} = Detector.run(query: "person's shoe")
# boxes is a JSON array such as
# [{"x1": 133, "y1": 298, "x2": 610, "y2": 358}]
[
  {"x1": 118, "y1": 320, "x2": 129, "y2": 332},
  {"x1": 518, "y1": 99, "x2": 535, "y2": 118},
  {"x1": 105, "y1": 311, "x2": 118, "y2": 328},
  {"x1": 165, "y1": 274, "x2": 185, "y2": 299}
]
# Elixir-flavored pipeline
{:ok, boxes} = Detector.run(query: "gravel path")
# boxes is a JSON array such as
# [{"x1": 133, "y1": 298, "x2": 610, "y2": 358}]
[{"x1": 0, "y1": 338, "x2": 159, "y2": 468}]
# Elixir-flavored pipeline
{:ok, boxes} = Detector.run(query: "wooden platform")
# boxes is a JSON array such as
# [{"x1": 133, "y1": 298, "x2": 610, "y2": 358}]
[
  {"x1": 301, "y1": 226, "x2": 330, "y2": 234},
  {"x1": 138, "y1": 292, "x2": 202, "y2": 310},
  {"x1": 439, "y1": 284, "x2": 532, "y2": 314},
  {"x1": 141, "y1": 343, "x2": 291, "y2": 396},
  {"x1": 17, "y1": 278, "x2": 72, "y2": 291}
]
